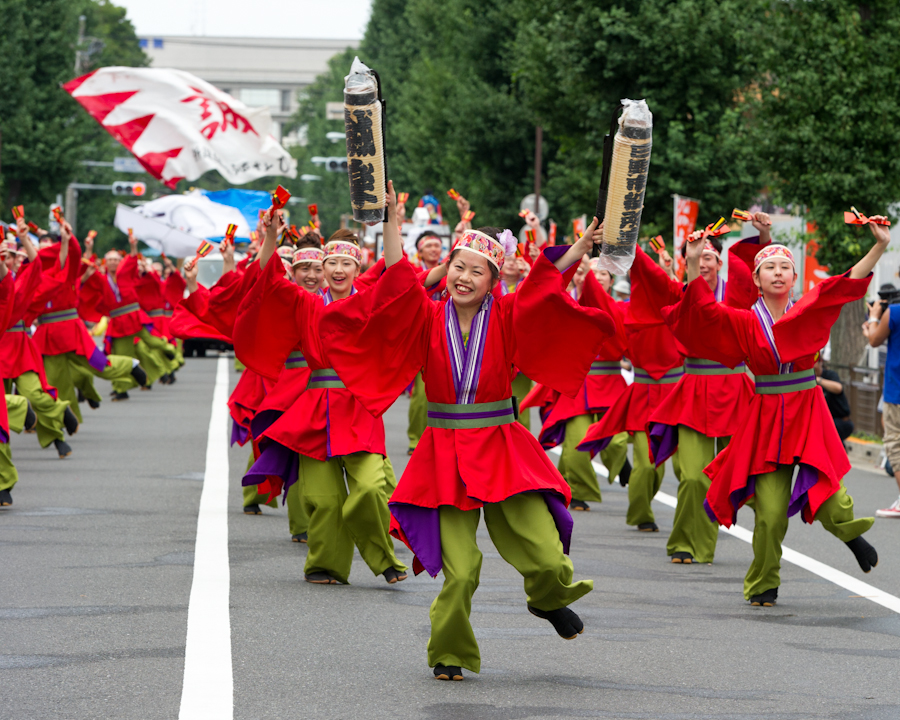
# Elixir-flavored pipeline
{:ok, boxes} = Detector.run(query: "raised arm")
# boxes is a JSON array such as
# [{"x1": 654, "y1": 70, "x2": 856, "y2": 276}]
[
  {"x1": 382, "y1": 180, "x2": 404, "y2": 268},
  {"x1": 257, "y1": 208, "x2": 286, "y2": 270},
  {"x1": 15, "y1": 218, "x2": 37, "y2": 262},
  {"x1": 552, "y1": 216, "x2": 602, "y2": 272},
  {"x1": 849, "y1": 218, "x2": 891, "y2": 279}
]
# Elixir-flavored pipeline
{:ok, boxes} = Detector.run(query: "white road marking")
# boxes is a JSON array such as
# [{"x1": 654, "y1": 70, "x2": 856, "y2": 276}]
[
  {"x1": 549, "y1": 446, "x2": 900, "y2": 614},
  {"x1": 179, "y1": 357, "x2": 233, "y2": 719}
]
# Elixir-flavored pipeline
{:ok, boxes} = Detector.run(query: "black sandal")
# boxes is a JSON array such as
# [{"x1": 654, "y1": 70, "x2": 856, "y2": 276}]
[
  {"x1": 527, "y1": 604, "x2": 584, "y2": 639},
  {"x1": 291, "y1": 532, "x2": 308, "y2": 543},
  {"x1": 243, "y1": 504, "x2": 262, "y2": 515},
  {"x1": 638, "y1": 522, "x2": 659, "y2": 532},
  {"x1": 570, "y1": 499, "x2": 590, "y2": 511},
  {"x1": 749, "y1": 588, "x2": 778, "y2": 607},
  {"x1": 618, "y1": 458, "x2": 632, "y2": 487},
  {"x1": 54, "y1": 439, "x2": 72, "y2": 458},
  {"x1": 63, "y1": 406, "x2": 79, "y2": 436},
  {"x1": 433, "y1": 665, "x2": 463, "y2": 681},
  {"x1": 0, "y1": 489, "x2": 12, "y2": 506},
  {"x1": 384, "y1": 567, "x2": 408, "y2": 584},
  {"x1": 304, "y1": 572, "x2": 338, "y2": 585},
  {"x1": 671, "y1": 552, "x2": 694, "y2": 564},
  {"x1": 24, "y1": 404, "x2": 36, "y2": 432}
]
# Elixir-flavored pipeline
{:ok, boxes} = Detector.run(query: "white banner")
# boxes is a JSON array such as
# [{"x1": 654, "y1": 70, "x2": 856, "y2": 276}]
[{"x1": 64, "y1": 67, "x2": 297, "y2": 188}]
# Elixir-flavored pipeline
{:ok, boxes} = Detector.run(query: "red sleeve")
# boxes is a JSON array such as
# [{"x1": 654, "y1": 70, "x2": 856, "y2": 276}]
[
  {"x1": 134, "y1": 270, "x2": 163, "y2": 308},
  {"x1": 320, "y1": 260, "x2": 432, "y2": 418},
  {"x1": 205, "y1": 265, "x2": 261, "y2": 338},
  {"x1": 116, "y1": 255, "x2": 139, "y2": 292},
  {"x1": 170, "y1": 286, "x2": 233, "y2": 343},
  {"x1": 164, "y1": 272, "x2": 187, "y2": 308},
  {"x1": 580, "y1": 271, "x2": 627, "y2": 357},
  {"x1": 6, "y1": 260, "x2": 43, "y2": 328},
  {"x1": 773, "y1": 271, "x2": 872, "y2": 364},
  {"x1": 0, "y1": 272, "x2": 15, "y2": 329},
  {"x1": 725, "y1": 235, "x2": 769, "y2": 310},
  {"x1": 511, "y1": 247, "x2": 616, "y2": 398},
  {"x1": 662, "y1": 276, "x2": 752, "y2": 369},
  {"x1": 355, "y1": 257, "x2": 386, "y2": 290},
  {"x1": 233, "y1": 257, "x2": 312, "y2": 382},
  {"x1": 78, "y1": 271, "x2": 115, "y2": 321},
  {"x1": 627, "y1": 246, "x2": 684, "y2": 327}
]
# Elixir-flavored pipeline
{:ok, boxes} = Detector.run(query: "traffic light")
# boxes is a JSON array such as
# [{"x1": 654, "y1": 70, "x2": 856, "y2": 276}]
[
  {"x1": 112, "y1": 181, "x2": 147, "y2": 197},
  {"x1": 310, "y1": 156, "x2": 348, "y2": 173}
]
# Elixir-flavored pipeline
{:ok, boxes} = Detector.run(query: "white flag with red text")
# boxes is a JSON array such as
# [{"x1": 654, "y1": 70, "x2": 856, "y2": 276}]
[{"x1": 63, "y1": 67, "x2": 297, "y2": 189}]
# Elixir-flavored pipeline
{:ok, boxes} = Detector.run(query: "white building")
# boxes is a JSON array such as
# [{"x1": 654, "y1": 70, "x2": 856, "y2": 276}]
[{"x1": 140, "y1": 36, "x2": 358, "y2": 145}]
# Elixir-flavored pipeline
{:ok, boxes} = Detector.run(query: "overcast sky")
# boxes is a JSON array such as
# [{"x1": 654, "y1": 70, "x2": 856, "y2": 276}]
[{"x1": 115, "y1": 0, "x2": 372, "y2": 39}]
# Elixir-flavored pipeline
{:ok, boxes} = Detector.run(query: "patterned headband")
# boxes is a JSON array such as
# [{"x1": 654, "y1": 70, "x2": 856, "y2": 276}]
[
  {"x1": 277, "y1": 245, "x2": 294, "y2": 259},
  {"x1": 324, "y1": 240, "x2": 361, "y2": 266},
  {"x1": 754, "y1": 244, "x2": 795, "y2": 272},
  {"x1": 702, "y1": 242, "x2": 721, "y2": 259},
  {"x1": 0, "y1": 240, "x2": 16, "y2": 255},
  {"x1": 417, "y1": 234, "x2": 442, "y2": 250},
  {"x1": 292, "y1": 247, "x2": 324, "y2": 266},
  {"x1": 451, "y1": 229, "x2": 506, "y2": 270}
]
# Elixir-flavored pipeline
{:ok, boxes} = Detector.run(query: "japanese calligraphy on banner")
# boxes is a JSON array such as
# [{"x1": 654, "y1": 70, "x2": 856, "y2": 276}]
[
  {"x1": 63, "y1": 67, "x2": 297, "y2": 189},
  {"x1": 673, "y1": 195, "x2": 700, "y2": 280}
]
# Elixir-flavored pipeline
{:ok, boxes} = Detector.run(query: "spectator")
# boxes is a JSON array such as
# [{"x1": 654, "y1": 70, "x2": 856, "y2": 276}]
[
  {"x1": 814, "y1": 355, "x2": 853, "y2": 441},
  {"x1": 862, "y1": 296, "x2": 900, "y2": 518}
]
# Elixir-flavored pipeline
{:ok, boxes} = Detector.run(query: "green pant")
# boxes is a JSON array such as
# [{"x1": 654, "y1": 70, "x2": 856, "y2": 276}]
[
  {"x1": 242, "y1": 451, "x2": 279, "y2": 509},
  {"x1": 109, "y1": 330, "x2": 173, "y2": 391},
  {"x1": 558, "y1": 414, "x2": 628, "y2": 502},
  {"x1": 511, "y1": 373, "x2": 533, "y2": 432},
  {"x1": 6, "y1": 394, "x2": 29, "y2": 433},
  {"x1": 407, "y1": 373, "x2": 427, "y2": 452},
  {"x1": 300, "y1": 451, "x2": 406, "y2": 584},
  {"x1": 744, "y1": 465, "x2": 875, "y2": 599},
  {"x1": 428, "y1": 493, "x2": 594, "y2": 673},
  {"x1": 626, "y1": 431, "x2": 681, "y2": 526},
  {"x1": 0, "y1": 441, "x2": 16, "y2": 492},
  {"x1": 11, "y1": 371, "x2": 69, "y2": 448},
  {"x1": 43, "y1": 352, "x2": 136, "y2": 422},
  {"x1": 383, "y1": 454, "x2": 398, "y2": 492},
  {"x1": 667, "y1": 427, "x2": 728, "y2": 563}
]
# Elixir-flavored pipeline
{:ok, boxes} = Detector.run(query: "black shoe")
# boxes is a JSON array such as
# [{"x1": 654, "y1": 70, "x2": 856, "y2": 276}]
[
  {"x1": 77, "y1": 389, "x2": 86, "y2": 403},
  {"x1": 619, "y1": 458, "x2": 632, "y2": 487},
  {"x1": 63, "y1": 406, "x2": 79, "y2": 436},
  {"x1": 87, "y1": 398, "x2": 100, "y2": 409},
  {"x1": 433, "y1": 665, "x2": 464, "y2": 681},
  {"x1": 527, "y1": 604, "x2": 584, "y2": 639},
  {"x1": 0, "y1": 489, "x2": 11, "y2": 506},
  {"x1": 671, "y1": 551, "x2": 694, "y2": 564},
  {"x1": 54, "y1": 439, "x2": 72, "y2": 458},
  {"x1": 570, "y1": 499, "x2": 590, "y2": 512},
  {"x1": 383, "y1": 567, "x2": 408, "y2": 584},
  {"x1": 157, "y1": 374, "x2": 169, "y2": 385},
  {"x1": 749, "y1": 588, "x2": 778, "y2": 607},
  {"x1": 243, "y1": 504, "x2": 262, "y2": 515},
  {"x1": 846, "y1": 536, "x2": 878, "y2": 573},
  {"x1": 304, "y1": 572, "x2": 339, "y2": 584},
  {"x1": 638, "y1": 522, "x2": 659, "y2": 532},
  {"x1": 112, "y1": 391, "x2": 129, "y2": 401},
  {"x1": 291, "y1": 532, "x2": 308, "y2": 543},
  {"x1": 131, "y1": 365, "x2": 148, "y2": 387},
  {"x1": 167, "y1": 372, "x2": 177, "y2": 385},
  {"x1": 24, "y1": 403, "x2": 36, "y2": 432}
]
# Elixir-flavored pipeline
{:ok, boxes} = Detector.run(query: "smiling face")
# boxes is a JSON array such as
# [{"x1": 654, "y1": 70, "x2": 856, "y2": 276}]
[
  {"x1": 419, "y1": 238, "x2": 442, "y2": 265},
  {"x1": 593, "y1": 267, "x2": 613, "y2": 292},
  {"x1": 293, "y1": 262, "x2": 324, "y2": 293},
  {"x1": 323, "y1": 256, "x2": 359, "y2": 293},
  {"x1": 753, "y1": 259, "x2": 797, "y2": 300},
  {"x1": 447, "y1": 250, "x2": 495, "y2": 309},
  {"x1": 699, "y1": 250, "x2": 723, "y2": 285}
]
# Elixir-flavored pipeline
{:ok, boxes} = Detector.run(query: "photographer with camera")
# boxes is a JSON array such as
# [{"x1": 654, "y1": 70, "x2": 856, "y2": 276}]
[{"x1": 862, "y1": 282, "x2": 900, "y2": 518}]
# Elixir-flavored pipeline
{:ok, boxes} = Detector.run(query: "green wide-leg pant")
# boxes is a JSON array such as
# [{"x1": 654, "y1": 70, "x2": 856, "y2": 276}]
[
  {"x1": 6, "y1": 394, "x2": 29, "y2": 433},
  {"x1": 0, "y1": 442, "x2": 16, "y2": 493},
  {"x1": 666, "y1": 426, "x2": 728, "y2": 563},
  {"x1": 627, "y1": 431, "x2": 681, "y2": 526},
  {"x1": 43, "y1": 352, "x2": 136, "y2": 422},
  {"x1": 12, "y1": 371, "x2": 69, "y2": 448},
  {"x1": 110, "y1": 330, "x2": 171, "y2": 391},
  {"x1": 511, "y1": 373, "x2": 533, "y2": 432},
  {"x1": 427, "y1": 492, "x2": 594, "y2": 673},
  {"x1": 300, "y1": 451, "x2": 406, "y2": 584},
  {"x1": 743, "y1": 464, "x2": 875, "y2": 599},
  {"x1": 241, "y1": 451, "x2": 279, "y2": 509},
  {"x1": 559, "y1": 414, "x2": 629, "y2": 503},
  {"x1": 407, "y1": 373, "x2": 427, "y2": 453}
]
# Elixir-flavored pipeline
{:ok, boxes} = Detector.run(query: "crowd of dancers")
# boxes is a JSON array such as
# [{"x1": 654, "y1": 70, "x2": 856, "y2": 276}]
[{"x1": 0, "y1": 184, "x2": 889, "y2": 681}]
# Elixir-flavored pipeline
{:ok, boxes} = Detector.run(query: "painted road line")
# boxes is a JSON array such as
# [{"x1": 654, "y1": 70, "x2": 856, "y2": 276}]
[
  {"x1": 179, "y1": 357, "x2": 233, "y2": 720},
  {"x1": 548, "y1": 446, "x2": 900, "y2": 615}
]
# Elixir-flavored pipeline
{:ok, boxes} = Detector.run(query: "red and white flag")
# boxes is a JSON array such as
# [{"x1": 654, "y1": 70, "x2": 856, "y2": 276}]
[{"x1": 63, "y1": 67, "x2": 297, "y2": 188}]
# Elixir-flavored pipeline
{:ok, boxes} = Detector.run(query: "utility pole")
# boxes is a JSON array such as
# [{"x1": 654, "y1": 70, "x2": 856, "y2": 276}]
[{"x1": 66, "y1": 15, "x2": 88, "y2": 233}]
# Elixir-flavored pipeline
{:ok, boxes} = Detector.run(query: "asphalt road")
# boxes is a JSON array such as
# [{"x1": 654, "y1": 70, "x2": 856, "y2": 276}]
[{"x1": 3, "y1": 356, "x2": 900, "y2": 720}]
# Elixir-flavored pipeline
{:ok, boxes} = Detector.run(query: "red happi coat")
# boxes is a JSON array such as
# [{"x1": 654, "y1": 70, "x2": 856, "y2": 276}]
[
  {"x1": 578, "y1": 248, "x2": 684, "y2": 455},
  {"x1": 79, "y1": 256, "x2": 146, "y2": 338},
  {"x1": 528, "y1": 270, "x2": 628, "y2": 449},
  {"x1": 645, "y1": 252, "x2": 757, "y2": 465},
  {"x1": 135, "y1": 268, "x2": 182, "y2": 339},
  {"x1": 318, "y1": 248, "x2": 615, "y2": 576},
  {"x1": 0, "y1": 260, "x2": 57, "y2": 395},
  {"x1": 233, "y1": 256, "x2": 387, "y2": 461},
  {"x1": 1, "y1": 272, "x2": 18, "y2": 440},
  {"x1": 664, "y1": 271, "x2": 870, "y2": 526},
  {"x1": 26, "y1": 238, "x2": 109, "y2": 372}
]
